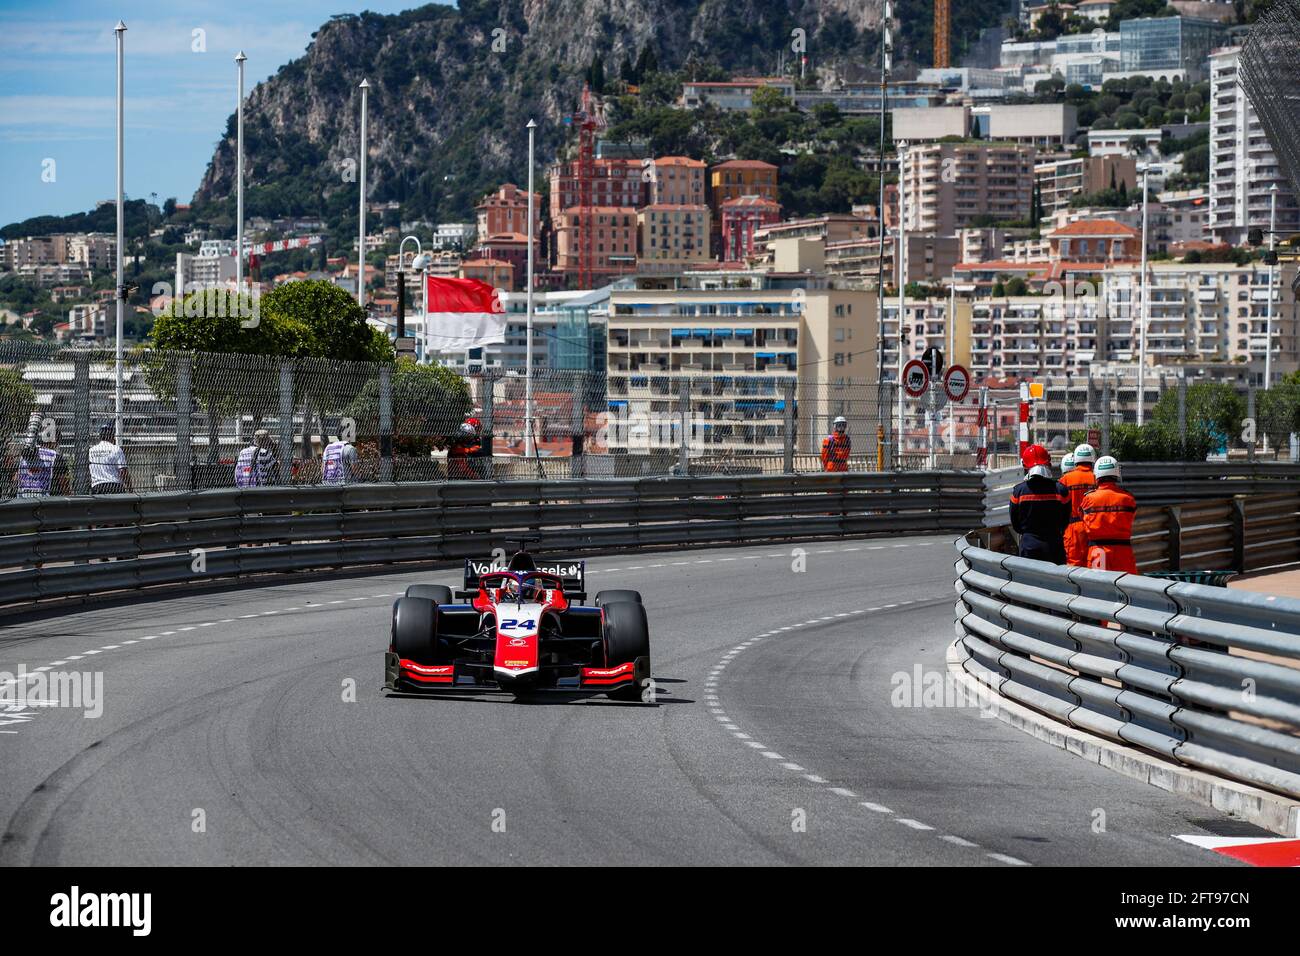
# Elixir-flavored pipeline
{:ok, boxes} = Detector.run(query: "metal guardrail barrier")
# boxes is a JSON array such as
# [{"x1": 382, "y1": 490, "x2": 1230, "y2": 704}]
[
  {"x1": 954, "y1": 493, "x2": 1300, "y2": 799},
  {"x1": 0, "y1": 471, "x2": 986, "y2": 613}
]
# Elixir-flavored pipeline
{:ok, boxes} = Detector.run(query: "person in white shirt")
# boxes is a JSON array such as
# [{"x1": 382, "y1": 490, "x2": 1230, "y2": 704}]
[
  {"x1": 321, "y1": 432, "x2": 358, "y2": 485},
  {"x1": 235, "y1": 429, "x2": 278, "y2": 488},
  {"x1": 89, "y1": 422, "x2": 132, "y2": 494}
]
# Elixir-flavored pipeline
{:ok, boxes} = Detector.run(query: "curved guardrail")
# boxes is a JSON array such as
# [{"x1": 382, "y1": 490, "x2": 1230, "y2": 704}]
[
  {"x1": 953, "y1": 535, "x2": 1300, "y2": 799},
  {"x1": 0, "y1": 471, "x2": 984, "y2": 613}
]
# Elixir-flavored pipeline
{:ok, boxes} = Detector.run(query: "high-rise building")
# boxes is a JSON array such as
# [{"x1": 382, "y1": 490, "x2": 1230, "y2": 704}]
[
  {"x1": 1208, "y1": 45, "x2": 1300, "y2": 247},
  {"x1": 605, "y1": 269, "x2": 877, "y2": 456},
  {"x1": 900, "y1": 143, "x2": 1036, "y2": 235}
]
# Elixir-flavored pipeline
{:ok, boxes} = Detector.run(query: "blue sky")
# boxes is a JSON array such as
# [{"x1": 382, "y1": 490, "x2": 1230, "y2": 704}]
[{"x1": 0, "y1": 1, "x2": 445, "y2": 226}]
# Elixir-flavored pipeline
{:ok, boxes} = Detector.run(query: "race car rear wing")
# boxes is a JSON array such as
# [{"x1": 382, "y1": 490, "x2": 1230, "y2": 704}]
[{"x1": 460, "y1": 558, "x2": 587, "y2": 602}]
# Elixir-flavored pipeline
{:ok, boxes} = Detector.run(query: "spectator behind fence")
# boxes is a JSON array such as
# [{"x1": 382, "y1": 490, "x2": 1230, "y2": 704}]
[
  {"x1": 235, "y1": 429, "x2": 278, "y2": 488},
  {"x1": 89, "y1": 421, "x2": 131, "y2": 495},
  {"x1": 14, "y1": 420, "x2": 70, "y2": 498},
  {"x1": 322, "y1": 432, "x2": 358, "y2": 485}
]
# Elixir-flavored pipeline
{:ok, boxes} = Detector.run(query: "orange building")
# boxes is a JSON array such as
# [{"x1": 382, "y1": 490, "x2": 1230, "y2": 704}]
[
  {"x1": 553, "y1": 207, "x2": 639, "y2": 281},
  {"x1": 475, "y1": 184, "x2": 541, "y2": 242},
  {"x1": 1047, "y1": 219, "x2": 1140, "y2": 263},
  {"x1": 459, "y1": 257, "x2": 515, "y2": 291}
]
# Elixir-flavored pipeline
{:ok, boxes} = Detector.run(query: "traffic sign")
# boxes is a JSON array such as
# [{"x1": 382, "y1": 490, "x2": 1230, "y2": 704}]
[
  {"x1": 903, "y1": 358, "x2": 930, "y2": 398},
  {"x1": 943, "y1": 364, "x2": 971, "y2": 403},
  {"x1": 922, "y1": 347, "x2": 944, "y2": 378}
]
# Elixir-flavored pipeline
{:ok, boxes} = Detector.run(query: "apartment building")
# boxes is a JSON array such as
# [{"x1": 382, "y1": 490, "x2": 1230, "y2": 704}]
[
  {"x1": 649, "y1": 156, "x2": 707, "y2": 206},
  {"x1": 638, "y1": 204, "x2": 711, "y2": 268},
  {"x1": 66, "y1": 233, "x2": 116, "y2": 271},
  {"x1": 4, "y1": 235, "x2": 70, "y2": 269},
  {"x1": 823, "y1": 234, "x2": 962, "y2": 286},
  {"x1": 1104, "y1": 261, "x2": 1299, "y2": 384},
  {"x1": 548, "y1": 158, "x2": 645, "y2": 222},
  {"x1": 475, "y1": 184, "x2": 542, "y2": 241},
  {"x1": 1208, "y1": 46, "x2": 1300, "y2": 247},
  {"x1": 432, "y1": 223, "x2": 476, "y2": 250},
  {"x1": 900, "y1": 143, "x2": 1036, "y2": 235},
  {"x1": 605, "y1": 270, "x2": 876, "y2": 456},
  {"x1": 709, "y1": 160, "x2": 779, "y2": 256},
  {"x1": 719, "y1": 196, "x2": 781, "y2": 262},
  {"x1": 553, "y1": 207, "x2": 639, "y2": 281},
  {"x1": 1035, "y1": 155, "x2": 1138, "y2": 218}
]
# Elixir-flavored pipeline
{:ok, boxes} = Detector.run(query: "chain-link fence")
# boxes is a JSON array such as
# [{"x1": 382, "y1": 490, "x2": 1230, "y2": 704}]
[
  {"x1": 7, "y1": 340, "x2": 1283, "y2": 497},
  {"x1": 0, "y1": 341, "x2": 1012, "y2": 497},
  {"x1": 1020, "y1": 370, "x2": 1298, "y2": 466}
]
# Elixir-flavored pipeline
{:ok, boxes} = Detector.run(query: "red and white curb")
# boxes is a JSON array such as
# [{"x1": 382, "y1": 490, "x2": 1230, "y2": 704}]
[{"x1": 1176, "y1": 835, "x2": 1300, "y2": 867}]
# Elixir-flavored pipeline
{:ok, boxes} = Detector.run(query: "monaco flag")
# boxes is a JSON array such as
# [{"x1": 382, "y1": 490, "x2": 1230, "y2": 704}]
[{"x1": 423, "y1": 275, "x2": 507, "y2": 349}]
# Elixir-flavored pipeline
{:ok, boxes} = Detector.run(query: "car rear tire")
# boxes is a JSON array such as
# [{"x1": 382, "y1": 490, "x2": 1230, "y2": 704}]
[
  {"x1": 595, "y1": 589, "x2": 642, "y2": 607},
  {"x1": 405, "y1": 584, "x2": 453, "y2": 605},
  {"x1": 391, "y1": 596, "x2": 436, "y2": 662},
  {"x1": 602, "y1": 600, "x2": 650, "y2": 702}
]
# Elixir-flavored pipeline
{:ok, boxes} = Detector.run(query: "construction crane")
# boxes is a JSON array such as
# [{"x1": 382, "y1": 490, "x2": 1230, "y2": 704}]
[
  {"x1": 934, "y1": 0, "x2": 951, "y2": 69},
  {"x1": 564, "y1": 84, "x2": 606, "y2": 290}
]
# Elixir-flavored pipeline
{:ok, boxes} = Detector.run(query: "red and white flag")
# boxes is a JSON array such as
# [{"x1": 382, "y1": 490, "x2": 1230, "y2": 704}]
[{"x1": 423, "y1": 276, "x2": 507, "y2": 349}]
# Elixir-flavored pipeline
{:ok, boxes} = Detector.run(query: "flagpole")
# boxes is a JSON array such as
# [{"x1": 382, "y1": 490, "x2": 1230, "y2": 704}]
[
  {"x1": 525, "y1": 119, "x2": 536, "y2": 458},
  {"x1": 358, "y1": 78, "x2": 369, "y2": 309},
  {"x1": 235, "y1": 51, "x2": 246, "y2": 292},
  {"x1": 114, "y1": 20, "x2": 126, "y2": 439}
]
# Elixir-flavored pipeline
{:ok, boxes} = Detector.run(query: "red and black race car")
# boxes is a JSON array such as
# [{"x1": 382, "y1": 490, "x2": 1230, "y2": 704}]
[{"x1": 384, "y1": 547, "x2": 652, "y2": 701}]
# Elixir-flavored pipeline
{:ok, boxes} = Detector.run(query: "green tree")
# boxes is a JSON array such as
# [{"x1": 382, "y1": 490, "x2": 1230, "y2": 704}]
[
  {"x1": 751, "y1": 85, "x2": 793, "y2": 116},
  {"x1": 1258, "y1": 372, "x2": 1300, "y2": 450},
  {"x1": 344, "y1": 360, "x2": 472, "y2": 455},
  {"x1": 258, "y1": 279, "x2": 393, "y2": 363},
  {"x1": 1152, "y1": 381, "x2": 1245, "y2": 450},
  {"x1": 0, "y1": 367, "x2": 36, "y2": 443}
]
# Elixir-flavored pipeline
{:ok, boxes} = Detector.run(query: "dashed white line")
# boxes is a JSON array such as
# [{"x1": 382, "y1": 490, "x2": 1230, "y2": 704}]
[
  {"x1": 896, "y1": 818, "x2": 935, "y2": 831},
  {"x1": 987, "y1": 853, "x2": 1031, "y2": 866}
]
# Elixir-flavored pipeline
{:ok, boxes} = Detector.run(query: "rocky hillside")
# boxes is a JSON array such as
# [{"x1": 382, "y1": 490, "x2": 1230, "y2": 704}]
[{"x1": 192, "y1": 0, "x2": 1001, "y2": 228}]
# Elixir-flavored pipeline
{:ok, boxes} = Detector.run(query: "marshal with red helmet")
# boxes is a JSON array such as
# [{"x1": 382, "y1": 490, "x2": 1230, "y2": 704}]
[
  {"x1": 1008, "y1": 443, "x2": 1070, "y2": 564},
  {"x1": 384, "y1": 542, "x2": 651, "y2": 701}
]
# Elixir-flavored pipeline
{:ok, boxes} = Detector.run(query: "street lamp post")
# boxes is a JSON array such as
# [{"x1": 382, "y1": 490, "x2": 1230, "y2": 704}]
[
  {"x1": 1137, "y1": 166, "x2": 1150, "y2": 425},
  {"x1": 357, "y1": 78, "x2": 369, "y2": 309},
  {"x1": 396, "y1": 235, "x2": 422, "y2": 342},
  {"x1": 896, "y1": 140, "x2": 908, "y2": 465},
  {"x1": 114, "y1": 20, "x2": 126, "y2": 439},
  {"x1": 525, "y1": 119, "x2": 537, "y2": 459},
  {"x1": 875, "y1": 1, "x2": 893, "y2": 468},
  {"x1": 1267, "y1": 182, "x2": 1278, "y2": 390},
  {"x1": 235, "y1": 52, "x2": 246, "y2": 291}
]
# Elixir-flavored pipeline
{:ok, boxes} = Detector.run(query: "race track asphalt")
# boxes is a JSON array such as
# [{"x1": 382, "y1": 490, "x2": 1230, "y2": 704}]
[{"x1": 0, "y1": 536, "x2": 1266, "y2": 865}]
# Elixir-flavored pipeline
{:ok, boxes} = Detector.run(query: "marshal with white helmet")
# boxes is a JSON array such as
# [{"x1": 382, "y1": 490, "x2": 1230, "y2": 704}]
[
  {"x1": 385, "y1": 540, "x2": 651, "y2": 701},
  {"x1": 1093, "y1": 455, "x2": 1121, "y2": 480}
]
